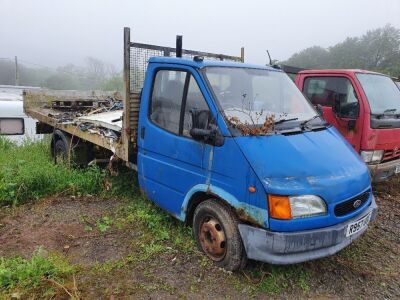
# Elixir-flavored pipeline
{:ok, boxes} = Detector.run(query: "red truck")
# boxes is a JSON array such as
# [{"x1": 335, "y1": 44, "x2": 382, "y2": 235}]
[{"x1": 291, "y1": 69, "x2": 400, "y2": 182}]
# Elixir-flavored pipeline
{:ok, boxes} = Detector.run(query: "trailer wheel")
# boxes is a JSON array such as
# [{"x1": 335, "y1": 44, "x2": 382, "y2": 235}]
[
  {"x1": 54, "y1": 139, "x2": 70, "y2": 165},
  {"x1": 52, "y1": 131, "x2": 91, "y2": 167},
  {"x1": 193, "y1": 200, "x2": 247, "y2": 271}
]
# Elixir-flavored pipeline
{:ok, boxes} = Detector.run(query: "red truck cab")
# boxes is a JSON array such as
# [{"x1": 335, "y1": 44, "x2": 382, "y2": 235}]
[{"x1": 295, "y1": 69, "x2": 400, "y2": 182}]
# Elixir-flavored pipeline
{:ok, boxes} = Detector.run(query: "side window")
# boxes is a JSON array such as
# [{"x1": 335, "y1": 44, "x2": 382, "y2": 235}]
[
  {"x1": 304, "y1": 76, "x2": 359, "y2": 118},
  {"x1": 183, "y1": 76, "x2": 210, "y2": 137},
  {"x1": 150, "y1": 70, "x2": 186, "y2": 134},
  {"x1": 304, "y1": 77, "x2": 358, "y2": 107},
  {"x1": 303, "y1": 77, "x2": 329, "y2": 106},
  {"x1": 0, "y1": 118, "x2": 25, "y2": 135}
]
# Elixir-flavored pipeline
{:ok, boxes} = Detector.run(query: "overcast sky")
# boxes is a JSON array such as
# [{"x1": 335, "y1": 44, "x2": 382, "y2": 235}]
[{"x1": 1, "y1": 0, "x2": 400, "y2": 70}]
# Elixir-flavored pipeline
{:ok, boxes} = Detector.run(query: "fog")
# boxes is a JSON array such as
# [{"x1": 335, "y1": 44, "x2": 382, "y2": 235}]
[{"x1": 1, "y1": 0, "x2": 400, "y2": 70}]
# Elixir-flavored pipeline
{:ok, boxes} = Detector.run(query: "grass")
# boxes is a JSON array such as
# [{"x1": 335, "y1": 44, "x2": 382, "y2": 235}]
[
  {"x1": 106, "y1": 169, "x2": 195, "y2": 252},
  {"x1": 0, "y1": 247, "x2": 76, "y2": 299},
  {"x1": 234, "y1": 264, "x2": 310, "y2": 296},
  {"x1": 0, "y1": 137, "x2": 104, "y2": 206},
  {"x1": 0, "y1": 137, "x2": 312, "y2": 296}
]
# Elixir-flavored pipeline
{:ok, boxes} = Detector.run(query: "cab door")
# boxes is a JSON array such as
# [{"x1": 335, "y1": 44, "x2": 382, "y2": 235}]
[
  {"x1": 137, "y1": 65, "x2": 213, "y2": 216},
  {"x1": 302, "y1": 75, "x2": 364, "y2": 151}
]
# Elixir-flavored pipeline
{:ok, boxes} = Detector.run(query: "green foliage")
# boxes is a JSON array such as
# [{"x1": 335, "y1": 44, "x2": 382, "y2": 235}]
[
  {"x1": 105, "y1": 168, "x2": 194, "y2": 251},
  {"x1": 0, "y1": 56, "x2": 121, "y2": 91},
  {"x1": 283, "y1": 46, "x2": 330, "y2": 69},
  {"x1": 96, "y1": 216, "x2": 113, "y2": 233},
  {"x1": 0, "y1": 138, "x2": 105, "y2": 206},
  {"x1": 102, "y1": 74, "x2": 123, "y2": 91},
  {"x1": 283, "y1": 24, "x2": 400, "y2": 77},
  {"x1": 240, "y1": 265, "x2": 310, "y2": 295},
  {"x1": 43, "y1": 72, "x2": 80, "y2": 90},
  {"x1": 0, "y1": 138, "x2": 193, "y2": 249},
  {"x1": 0, "y1": 247, "x2": 74, "y2": 290}
]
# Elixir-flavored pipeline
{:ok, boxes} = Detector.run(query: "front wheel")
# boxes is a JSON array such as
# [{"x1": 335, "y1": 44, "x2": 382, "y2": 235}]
[{"x1": 193, "y1": 200, "x2": 247, "y2": 271}]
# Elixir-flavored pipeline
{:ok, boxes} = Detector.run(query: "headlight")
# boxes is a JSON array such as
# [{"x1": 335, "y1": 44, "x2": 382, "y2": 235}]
[
  {"x1": 360, "y1": 150, "x2": 384, "y2": 164},
  {"x1": 268, "y1": 195, "x2": 327, "y2": 219},
  {"x1": 289, "y1": 195, "x2": 327, "y2": 218}
]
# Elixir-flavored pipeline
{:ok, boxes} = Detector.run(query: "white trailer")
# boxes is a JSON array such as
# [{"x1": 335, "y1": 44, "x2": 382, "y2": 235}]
[{"x1": 0, "y1": 85, "x2": 43, "y2": 144}]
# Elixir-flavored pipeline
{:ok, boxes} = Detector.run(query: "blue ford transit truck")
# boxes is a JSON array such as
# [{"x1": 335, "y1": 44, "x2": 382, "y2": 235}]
[{"x1": 24, "y1": 28, "x2": 377, "y2": 271}]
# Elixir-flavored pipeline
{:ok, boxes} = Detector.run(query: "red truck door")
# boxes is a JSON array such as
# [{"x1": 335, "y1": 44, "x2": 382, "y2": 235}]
[{"x1": 297, "y1": 75, "x2": 364, "y2": 151}]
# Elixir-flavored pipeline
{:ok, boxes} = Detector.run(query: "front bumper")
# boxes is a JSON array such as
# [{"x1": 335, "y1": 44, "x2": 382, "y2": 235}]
[
  {"x1": 368, "y1": 159, "x2": 400, "y2": 182},
  {"x1": 238, "y1": 196, "x2": 378, "y2": 265}
]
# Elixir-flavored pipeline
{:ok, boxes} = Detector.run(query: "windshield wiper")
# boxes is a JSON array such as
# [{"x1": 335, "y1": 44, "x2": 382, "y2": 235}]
[
  {"x1": 384, "y1": 108, "x2": 397, "y2": 114},
  {"x1": 274, "y1": 117, "x2": 299, "y2": 125},
  {"x1": 299, "y1": 115, "x2": 321, "y2": 130}
]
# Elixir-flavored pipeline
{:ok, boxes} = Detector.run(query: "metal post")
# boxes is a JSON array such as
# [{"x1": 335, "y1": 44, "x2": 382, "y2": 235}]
[
  {"x1": 176, "y1": 35, "x2": 182, "y2": 58},
  {"x1": 15, "y1": 56, "x2": 19, "y2": 86},
  {"x1": 240, "y1": 47, "x2": 245, "y2": 63},
  {"x1": 122, "y1": 27, "x2": 132, "y2": 159}
]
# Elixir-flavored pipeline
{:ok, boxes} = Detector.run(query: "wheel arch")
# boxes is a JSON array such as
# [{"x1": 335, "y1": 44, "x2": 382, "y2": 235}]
[
  {"x1": 183, "y1": 185, "x2": 239, "y2": 225},
  {"x1": 182, "y1": 184, "x2": 266, "y2": 228}
]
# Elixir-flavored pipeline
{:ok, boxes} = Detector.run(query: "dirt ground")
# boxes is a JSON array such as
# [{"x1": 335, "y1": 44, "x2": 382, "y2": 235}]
[{"x1": 0, "y1": 180, "x2": 399, "y2": 299}]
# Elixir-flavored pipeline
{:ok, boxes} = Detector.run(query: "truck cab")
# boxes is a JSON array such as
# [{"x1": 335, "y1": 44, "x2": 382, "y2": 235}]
[
  {"x1": 295, "y1": 70, "x2": 400, "y2": 182},
  {"x1": 137, "y1": 58, "x2": 377, "y2": 269}
]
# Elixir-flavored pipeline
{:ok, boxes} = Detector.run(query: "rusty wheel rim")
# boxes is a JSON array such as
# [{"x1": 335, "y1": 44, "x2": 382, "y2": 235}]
[{"x1": 199, "y1": 216, "x2": 227, "y2": 261}]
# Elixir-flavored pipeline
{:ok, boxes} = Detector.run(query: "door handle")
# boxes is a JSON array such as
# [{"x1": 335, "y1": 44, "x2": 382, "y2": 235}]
[{"x1": 141, "y1": 127, "x2": 145, "y2": 139}]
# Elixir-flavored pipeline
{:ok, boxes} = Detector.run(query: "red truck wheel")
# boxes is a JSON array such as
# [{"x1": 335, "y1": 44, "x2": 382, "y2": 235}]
[{"x1": 193, "y1": 200, "x2": 247, "y2": 271}]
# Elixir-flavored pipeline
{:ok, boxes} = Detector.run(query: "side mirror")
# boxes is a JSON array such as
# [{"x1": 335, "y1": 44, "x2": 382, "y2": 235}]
[
  {"x1": 332, "y1": 93, "x2": 359, "y2": 120},
  {"x1": 190, "y1": 109, "x2": 224, "y2": 146}
]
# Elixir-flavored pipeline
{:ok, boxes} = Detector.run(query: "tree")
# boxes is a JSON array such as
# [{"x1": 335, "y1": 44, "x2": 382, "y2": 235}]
[
  {"x1": 359, "y1": 24, "x2": 400, "y2": 72},
  {"x1": 43, "y1": 73, "x2": 80, "y2": 90},
  {"x1": 328, "y1": 37, "x2": 361, "y2": 68},
  {"x1": 102, "y1": 74, "x2": 123, "y2": 92},
  {"x1": 282, "y1": 24, "x2": 400, "y2": 77},
  {"x1": 283, "y1": 46, "x2": 329, "y2": 69}
]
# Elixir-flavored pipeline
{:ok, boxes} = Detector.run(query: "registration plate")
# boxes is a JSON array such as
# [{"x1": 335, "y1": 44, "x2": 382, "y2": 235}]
[
  {"x1": 345, "y1": 212, "x2": 371, "y2": 237},
  {"x1": 395, "y1": 165, "x2": 400, "y2": 174}
]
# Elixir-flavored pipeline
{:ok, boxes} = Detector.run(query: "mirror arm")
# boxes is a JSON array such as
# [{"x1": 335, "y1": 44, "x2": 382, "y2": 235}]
[{"x1": 347, "y1": 119, "x2": 356, "y2": 131}]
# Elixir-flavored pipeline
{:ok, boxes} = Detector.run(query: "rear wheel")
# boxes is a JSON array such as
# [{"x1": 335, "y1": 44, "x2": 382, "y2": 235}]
[
  {"x1": 52, "y1": 131, "x2": 92, "y2": 167},
  {"x1": 54, "y1": 139, "x2": 69, "y2": 165},
  {"x1": 193, "y1": 200, "x2": 247, "y2": 271}
]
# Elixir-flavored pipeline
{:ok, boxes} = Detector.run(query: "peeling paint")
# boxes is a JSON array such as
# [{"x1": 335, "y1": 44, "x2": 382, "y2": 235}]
[{"x1": 180, "y1": 184, "x2": 268, "y2": 228}]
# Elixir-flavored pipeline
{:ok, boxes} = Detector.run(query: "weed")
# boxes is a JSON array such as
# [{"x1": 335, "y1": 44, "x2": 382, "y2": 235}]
[
  {"x1": 142, "y1": 243, "x2": 167, "y2": 259},
  {"x1": 96, "y1": 216, "x2": 113, "y2": 233},
  {"x1": 239, "y1": 264, "x2": 310, "y2": 295},
  {"x1": 0, "y1": 247, "x2": 75, "y2": 298},
  {"x1": 0, "y1": 138, "x2": 104, "y2": 206}
]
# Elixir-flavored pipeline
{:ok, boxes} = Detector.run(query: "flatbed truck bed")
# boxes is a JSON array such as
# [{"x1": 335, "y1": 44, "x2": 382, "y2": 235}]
[{"x1": 24, "y1": 89, "x2": 140, "y2": 167}]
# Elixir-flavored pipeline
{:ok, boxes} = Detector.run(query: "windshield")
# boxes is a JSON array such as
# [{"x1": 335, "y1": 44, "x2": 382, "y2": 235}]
[
  {"x1": 203, "y1": 67, "x2": 317, "y2": 127},
  {"x1": 356, "y1": 73, "x2": 400, "y2": 115}
]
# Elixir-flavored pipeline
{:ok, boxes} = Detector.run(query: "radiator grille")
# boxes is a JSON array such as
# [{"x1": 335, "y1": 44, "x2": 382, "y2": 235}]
[
  {"x1": 334, "y1": 191, "x2": 370, "y2": 217},
  {"x1": 382, "y1": 149, "x2": 400, "y2": 162}
]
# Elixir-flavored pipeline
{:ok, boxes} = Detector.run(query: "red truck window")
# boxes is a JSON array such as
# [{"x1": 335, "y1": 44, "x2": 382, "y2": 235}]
[{"x1": 304, "y1": 77, "x2": 358, "y2": 110}]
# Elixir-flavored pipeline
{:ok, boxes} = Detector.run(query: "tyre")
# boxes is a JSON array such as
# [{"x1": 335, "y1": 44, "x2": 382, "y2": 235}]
[
  {"x1": 193, "y1": 200, "x2": 247, "y2": 271},
  {"x1": 52, "y1": 131, "x2": 91, "y2": 167},
  {"x1": 54, "y1": 139, "x2": 69, "y2": 165}
]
